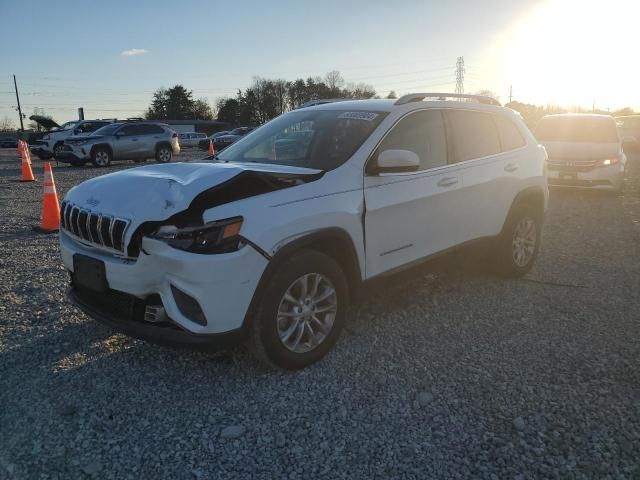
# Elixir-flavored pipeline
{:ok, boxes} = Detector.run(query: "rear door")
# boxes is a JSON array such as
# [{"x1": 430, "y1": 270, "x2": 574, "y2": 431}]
[
  {"x1": 445, "y1": 109, "x2": 524, "y2": 241},
  {"x1": 364, "y1": 109, "x2": 466, "y2": 277},
  {"x1": 137, "y1": 124, "x2": 165, "y2": 156}
]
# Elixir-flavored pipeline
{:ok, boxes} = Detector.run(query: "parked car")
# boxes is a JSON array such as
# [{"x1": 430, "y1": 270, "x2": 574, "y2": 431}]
[
  {"x1": 30, "y1": 117, "x2": 114, "y2": 159},
  {"x1": 178, "y1": 132, "x2": 208, "y2": 148},
  {"x1": 212, "y1": 127, "x2": 254, "y2": 150},
  {"x1": 0, "y1": 133, "x2": 18, "y2": 148},
  {"x1": 615, "y1": 115, "x2": 640, "y2": 151},
  {"x1": 536, "y1": 114, "x2": 626, "y2": 191},
  {"x1": 58, "y1": 121, "x2": 180, "y2": 167},
  {"x1": 198, "y1": 130, "x2": 231, "y2": 150},
  {"x1": 60, "y1": 93, "x2": 547, "y2": 369}
]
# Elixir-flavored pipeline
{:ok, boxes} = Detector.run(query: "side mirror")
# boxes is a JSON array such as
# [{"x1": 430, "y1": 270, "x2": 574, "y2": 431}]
[
  {"x1": 115, "y1": 131, "x2": 125, "y2": 137},
  {"x1": 73, "y1": 129, "x2": 81, "y2": 135},
  {"x1": 370, "y1": 149, "x2": 420, "y2": 174}
]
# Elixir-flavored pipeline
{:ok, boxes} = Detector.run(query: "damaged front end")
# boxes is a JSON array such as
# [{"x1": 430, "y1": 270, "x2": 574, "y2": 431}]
[{"x1": 126, "y1": 168, "x2": 323, "y2": 258}]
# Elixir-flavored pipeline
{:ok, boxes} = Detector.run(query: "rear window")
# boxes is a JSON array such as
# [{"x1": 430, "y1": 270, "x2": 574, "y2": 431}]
[
  {"x1": 494, "y1": 114, "x2": 526, "y2": 151},
  {"x1": 446, "y1": 110, "x2": 501, "y2": 163},
  {"x1": 536, "y1": 117, "x2": 618, "y2": 143}
]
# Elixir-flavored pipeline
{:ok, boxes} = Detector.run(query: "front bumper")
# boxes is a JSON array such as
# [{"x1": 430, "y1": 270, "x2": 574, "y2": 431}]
[
  {"x1": 57, "y1": 144, "x2": 91, "y2": 162},
  {"x1": 30, "y1": 141, "x2": 53, "y2": 158},
  {"x1": 60, "y1": 230, "x2": 269, "y2": 337},
  {"x1": 546, "y1": 163, "x2": 625, "y2": 190},
  {"x1": 68, "y1": 286, "x2": 247, "y2": 350}
]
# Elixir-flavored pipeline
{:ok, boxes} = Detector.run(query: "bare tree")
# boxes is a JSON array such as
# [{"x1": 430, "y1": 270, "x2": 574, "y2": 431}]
[
  {"x1": 324, "y1": 70, "x2": 344, "y2": 93},
  {"x1": 386, "y1": 90, "x2": 397, "y2": 99},
  {"x1": 0, "y1": 116, "x2": 15, "y2": 131}
]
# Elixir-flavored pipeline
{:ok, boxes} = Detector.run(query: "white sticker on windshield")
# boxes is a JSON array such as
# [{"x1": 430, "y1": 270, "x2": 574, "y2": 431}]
[{"x1": 338, "y1": 112, "x2": 379, "y2": 121}]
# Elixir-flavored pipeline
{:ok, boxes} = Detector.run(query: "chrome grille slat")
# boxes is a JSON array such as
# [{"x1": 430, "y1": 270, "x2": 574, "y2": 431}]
[{"x1": 60, "y1": 202, "x2": 129, "y2": 254}]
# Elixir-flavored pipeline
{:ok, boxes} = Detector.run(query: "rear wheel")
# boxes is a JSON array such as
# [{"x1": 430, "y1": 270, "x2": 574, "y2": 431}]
[
  {"x1": 155, "y1": 145, "x2": 172, "y2": 163},
  {"x1": 494, "y1": 203, "x2": 542, "y2": 277},
  {"x1": 91, "y1": 147, "x2": 112, "y2": 167},
  {"x1": 249, "y1": 250, "x2": 349, "y2": 370}
]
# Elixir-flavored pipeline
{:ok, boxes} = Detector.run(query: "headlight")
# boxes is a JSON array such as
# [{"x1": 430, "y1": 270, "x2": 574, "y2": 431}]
[
  {"x1": 151, "y1": 217, "x2": 243, "y2": 254},
  {"x1": 43, "y1": 134, "x2": 50, "y2": 140},
  {"x1": 601, "y1": 158, "x2": 619, "y2": 166}
]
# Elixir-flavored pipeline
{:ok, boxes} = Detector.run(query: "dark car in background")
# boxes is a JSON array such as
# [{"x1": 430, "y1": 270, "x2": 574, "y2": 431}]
[
  {"x1": 211, "y1": 127, "x2": 255, "y2": 151},
  {"x1": 197, "y1": 130, "x2": 231, "y2": 150},
  {"x1": 0, "y1": 133, "x2": 18, "y2": 148}
]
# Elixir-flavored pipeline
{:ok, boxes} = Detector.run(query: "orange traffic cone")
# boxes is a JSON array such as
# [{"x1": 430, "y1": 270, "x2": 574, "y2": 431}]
[
  {"x1": 208, "y1": 139, "x2": 215, "y2": 156},
  {"x1": 19, "y1": 140, "x2": 36, "y2": 182},
  {"x1": 34, "y1": 162, "x2": 60, "y2": 233}
]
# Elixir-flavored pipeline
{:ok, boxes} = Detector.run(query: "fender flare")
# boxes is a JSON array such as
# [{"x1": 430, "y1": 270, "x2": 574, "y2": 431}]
[{"x1": 242, "y1": 227, "x2": 362, "y2": 329}]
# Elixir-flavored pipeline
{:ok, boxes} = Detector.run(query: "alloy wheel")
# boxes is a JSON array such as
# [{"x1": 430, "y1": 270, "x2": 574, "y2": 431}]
[
  {"x1": 512, "y1": 217, "x2": 537, "y2": 267},
  {"x1": 276, "y1": 273, "x2": 338, "y2": 354},
  {"x1": 95, "y1": 151, "x2": 109, "y2": 166},
  {"x1": 158, "y1": 148, "x2": 171, "y2": 162}
]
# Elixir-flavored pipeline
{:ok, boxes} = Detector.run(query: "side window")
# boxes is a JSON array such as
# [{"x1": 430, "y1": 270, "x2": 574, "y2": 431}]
[
  {"x1": 138, "y1": 124, "x2": 164, "y2": 135},
  {"x1": 376, "y1": 110, "x2": 447, "y2": 170},
  {"x1": 446, "y1": 110, "x2": 501, "y2": 163},
  {"x1": 494, "y1": 114, "x2": 526, "y2": 151},
  {"x1": 120, "y1": 125, "x2": 141, "y2": 136}
]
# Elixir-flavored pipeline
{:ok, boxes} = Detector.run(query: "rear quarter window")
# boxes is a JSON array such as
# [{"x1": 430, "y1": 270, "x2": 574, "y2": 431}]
[
  {"x1": 446, "y1": 110, "x2": 501, "y2": 163},
  {"x1": 494, "y1": 114, "x2": 526, "y2": 151}
]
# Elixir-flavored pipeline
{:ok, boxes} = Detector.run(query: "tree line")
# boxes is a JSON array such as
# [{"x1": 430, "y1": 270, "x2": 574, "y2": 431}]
[
  {"x1": 214, "y1": 71, "x2": 378, "y2": 125},
  {"x1": 144, "y1": 71, "x2": 378, "y2": 126}
]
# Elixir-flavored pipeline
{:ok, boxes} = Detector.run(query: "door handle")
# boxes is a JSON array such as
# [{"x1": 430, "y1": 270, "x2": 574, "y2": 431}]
[
  {"x1": 437, "y1": 177, "x2": 458, "y2": 187},
  {"x1": 504, "y1": 163, "x2": 518, "y2": 173},
  {"x1": 131, "y1": 138, "x2": 139, "y2": 142}
]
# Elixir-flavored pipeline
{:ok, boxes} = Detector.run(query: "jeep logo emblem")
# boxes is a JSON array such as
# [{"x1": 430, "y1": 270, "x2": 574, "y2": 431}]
[{"x1": 86, "y1": 196, "x2": 100, "y2": 207}]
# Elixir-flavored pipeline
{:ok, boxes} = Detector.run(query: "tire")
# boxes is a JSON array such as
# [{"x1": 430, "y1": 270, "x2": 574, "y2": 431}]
[
  {"x1": 155, "y1": 145, "x2": 172, "y2": 163},
  {"x1": 494, "y1": 203, "x2": 542, "y2": 277},
  {"x1": 91, "y1": 147, "x2": 112, "y2": 167},
  {"x1": 249, "y1": 249, "x2": 349, "y2": 370},
  {"x1": 53, "y1": 142, "x2": 65, "y2": 157}
]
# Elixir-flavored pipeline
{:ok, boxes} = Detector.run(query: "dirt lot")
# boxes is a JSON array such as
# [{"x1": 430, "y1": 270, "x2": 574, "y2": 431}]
[{"x1": 1, "y1": 147, "x2": 639, "y2": 479}]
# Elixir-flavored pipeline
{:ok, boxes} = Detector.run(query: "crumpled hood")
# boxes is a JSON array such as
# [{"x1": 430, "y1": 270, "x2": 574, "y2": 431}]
[
  {"x1": 542, "y1": 141, "x2": 620, "y2": 161},
  {"x1": 64, "y1": 161, "x2": 322, "y2": 227}
]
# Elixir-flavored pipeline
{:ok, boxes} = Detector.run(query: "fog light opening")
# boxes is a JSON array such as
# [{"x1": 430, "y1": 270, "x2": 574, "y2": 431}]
[{"x1": 170, "y1": 285, "x2": 208, "y2": 326}]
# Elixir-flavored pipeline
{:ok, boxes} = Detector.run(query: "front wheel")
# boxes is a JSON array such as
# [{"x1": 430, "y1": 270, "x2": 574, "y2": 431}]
[
  {"x1": 91, "y1": 147, "x2": 112, "y2": 167},
  {"x1": 494, "y1": 203, "x2": 542, "y2": 277},
  {"x1": 249, "y1": 250, "x2": 349, "y2": 370},
  {"x1": 155, "y1": 145, "x2": 172, "y2": 163}
]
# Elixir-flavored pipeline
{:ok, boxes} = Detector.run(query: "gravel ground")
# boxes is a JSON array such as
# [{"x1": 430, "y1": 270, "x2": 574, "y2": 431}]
[{"x1": 1, "y1": 147, "x2": 639, "y2": 479}]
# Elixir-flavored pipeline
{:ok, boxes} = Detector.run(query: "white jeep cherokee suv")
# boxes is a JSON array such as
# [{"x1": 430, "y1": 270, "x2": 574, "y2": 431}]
[{"x1": 60, "y1": 93, "x2": 548, "y2": 369}]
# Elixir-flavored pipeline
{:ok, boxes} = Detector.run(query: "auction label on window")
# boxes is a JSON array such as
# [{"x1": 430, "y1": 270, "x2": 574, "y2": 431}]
[{"x1": 338, "y1": 112, "x2": 380, "y2": 121}]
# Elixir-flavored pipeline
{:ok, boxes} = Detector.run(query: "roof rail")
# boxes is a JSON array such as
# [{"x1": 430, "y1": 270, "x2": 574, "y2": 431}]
[
  {"x1": 394, "y1": 93, "x2": 501, "y2": 106},
  {"x1": 297, "y1": 98, "x2": 353, "y2": 109}
]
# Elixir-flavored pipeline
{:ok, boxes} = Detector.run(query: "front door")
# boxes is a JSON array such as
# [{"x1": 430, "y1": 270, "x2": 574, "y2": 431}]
[{"x1": 363, "y1": 109, "x2": 465, "y2": 278}]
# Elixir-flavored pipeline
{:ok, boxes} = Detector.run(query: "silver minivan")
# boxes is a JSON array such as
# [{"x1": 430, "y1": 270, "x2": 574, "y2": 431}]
[{"x1": 536, "y1": 114, "x2": 626, "y2": 191}]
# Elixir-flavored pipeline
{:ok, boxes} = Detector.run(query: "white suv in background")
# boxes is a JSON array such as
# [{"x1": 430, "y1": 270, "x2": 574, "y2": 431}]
[
  {"x1": 32, "y1": 119, "x2": 114, "y2": 159},
  {"x1": 60, "y1": 93, "x2": 548, "y2": 369},
  {"x1": 536, "y1": 114, "x2": 626, "y2": 191}
]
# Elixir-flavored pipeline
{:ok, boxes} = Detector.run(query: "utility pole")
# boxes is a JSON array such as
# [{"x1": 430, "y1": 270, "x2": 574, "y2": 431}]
[
  {"x1": 13, "y1": 74, "x2": 24, "y2": 131},
  {"x1": 455, "y1": 56, "x2": 465, "y2": 96},
  {"x1": 509, "y1": 85, "x2": 513, "y2": 104}
]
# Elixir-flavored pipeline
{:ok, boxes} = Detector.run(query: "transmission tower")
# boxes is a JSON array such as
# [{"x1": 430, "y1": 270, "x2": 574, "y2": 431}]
[{"x1": 455, "y1": 56, "x2": 465, "y2": 96}]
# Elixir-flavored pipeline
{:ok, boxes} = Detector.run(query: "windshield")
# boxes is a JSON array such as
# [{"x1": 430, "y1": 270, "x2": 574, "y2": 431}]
[
  {"x1": 56, "y1": 121, "x2": 79, "y2": 131},
  {"x1": 536, "y1": 117, "x2": 618, "y2": 143},
  {"x1": 92, "y1": 123, "x2": 123, "y2": 136},
  {"x1": 217, "y1": 110, "x2": 387, "y2": 170}
]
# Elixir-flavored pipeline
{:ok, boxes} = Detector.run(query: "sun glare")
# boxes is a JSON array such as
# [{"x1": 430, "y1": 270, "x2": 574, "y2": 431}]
[{"x1": 499, "y1": 0, "x2": 639, "y2": 109}]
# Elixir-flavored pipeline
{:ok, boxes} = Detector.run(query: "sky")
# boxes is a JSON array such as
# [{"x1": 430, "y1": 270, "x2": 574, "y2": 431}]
[{"x1": 0, "y1": 0, "x2": 638, "y2": 125}]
